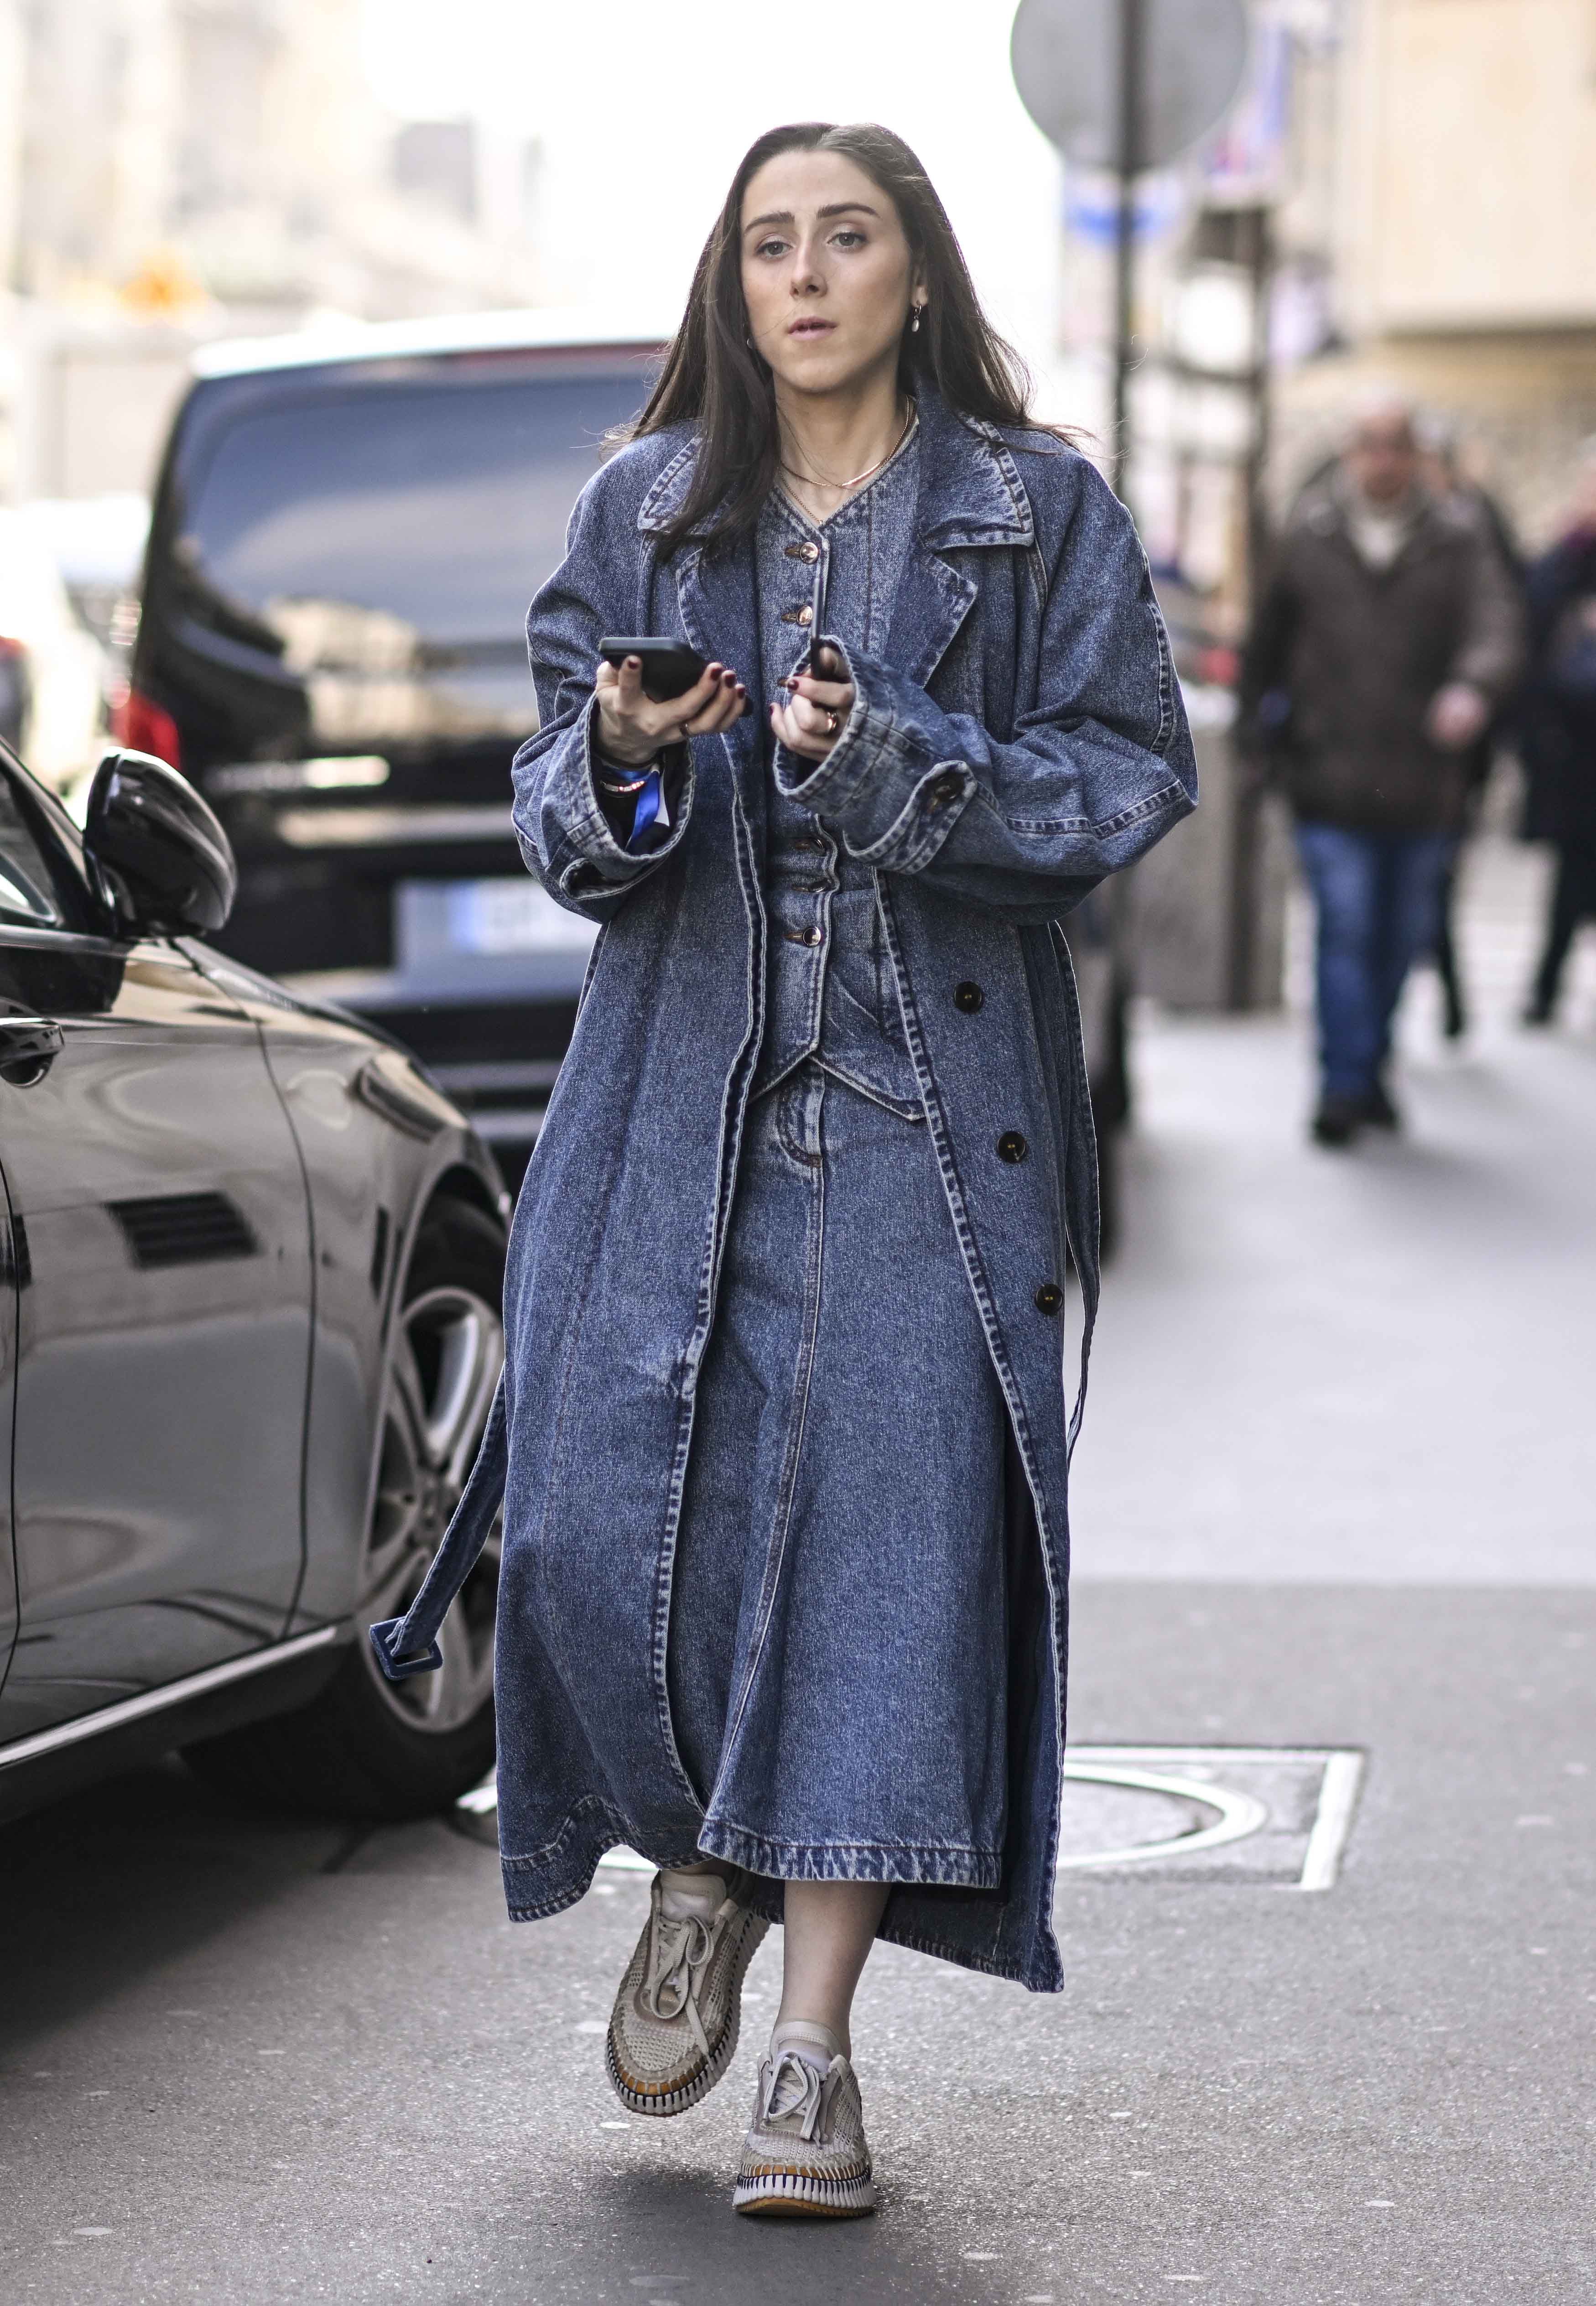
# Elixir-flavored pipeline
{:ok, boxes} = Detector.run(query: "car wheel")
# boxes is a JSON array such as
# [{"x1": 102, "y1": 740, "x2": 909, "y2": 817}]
[{"x1": 184, "y1": 1196, "x2": 506, "y2": 1820}]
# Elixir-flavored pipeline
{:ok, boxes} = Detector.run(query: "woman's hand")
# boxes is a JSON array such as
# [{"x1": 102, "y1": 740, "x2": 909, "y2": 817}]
[
  {"x1": 595, "y1": 655, "x2": 746, "y2": 766},
  {"x1": 770, "y1": 645, "x2": 855, "y2": 762}
]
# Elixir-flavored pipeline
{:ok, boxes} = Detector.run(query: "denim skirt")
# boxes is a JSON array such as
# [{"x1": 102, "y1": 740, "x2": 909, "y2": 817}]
[{"x1": 668, "y1": 1059, "x2": 1012, "y2": 1888}]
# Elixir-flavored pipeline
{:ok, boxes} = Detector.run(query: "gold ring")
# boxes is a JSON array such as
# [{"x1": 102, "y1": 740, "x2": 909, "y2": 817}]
[{"x1": 825, "y1": 709, "x2": 841, "y2": 735}]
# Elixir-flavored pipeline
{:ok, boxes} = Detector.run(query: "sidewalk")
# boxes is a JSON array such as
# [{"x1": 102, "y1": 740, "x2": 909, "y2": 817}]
[{"x1": 1075, "y1": 831, "x2": 1596, "y2": 1586}]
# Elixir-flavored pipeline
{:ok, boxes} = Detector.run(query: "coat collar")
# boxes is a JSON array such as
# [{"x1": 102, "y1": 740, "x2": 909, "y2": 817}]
[
  {"x1": 636, "y1": 382, "x2": 1037, "y2": 550},
  {"x1": 1301, "y1": 475, "x2": 1461, "y2": 573}
]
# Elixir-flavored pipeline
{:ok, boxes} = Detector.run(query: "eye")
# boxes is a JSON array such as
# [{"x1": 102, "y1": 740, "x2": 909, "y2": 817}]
[
  {"x1": 754, "y1": 235, "x2": 790, "y2": 260},
  {"x1": 831, "y1": 229, "x2": 867, "y2": 250}
]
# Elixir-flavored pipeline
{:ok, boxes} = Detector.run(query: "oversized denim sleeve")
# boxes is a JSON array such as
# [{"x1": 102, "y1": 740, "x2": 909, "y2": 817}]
[
  {"x1": 774, "y1": 461, "x2": 1196, "y2": 924},
  {"x1": 510, "y1": 472, "x2": 694, "y2": 921}
]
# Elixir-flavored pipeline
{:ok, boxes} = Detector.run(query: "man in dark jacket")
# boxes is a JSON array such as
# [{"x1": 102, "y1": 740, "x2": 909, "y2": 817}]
[{"x1": 1242, "y1": 395, "x2": 1524, "y2": 1143}]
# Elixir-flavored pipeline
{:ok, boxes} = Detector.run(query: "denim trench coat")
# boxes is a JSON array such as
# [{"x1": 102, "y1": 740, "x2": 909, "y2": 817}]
[{"x1": 373, "y1": 384, "x2": 1196, "y2": 1991}]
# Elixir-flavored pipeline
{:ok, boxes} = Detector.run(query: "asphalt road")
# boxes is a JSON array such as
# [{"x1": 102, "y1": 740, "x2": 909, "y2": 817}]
[{"x1": 4, "y1": 836, "x2": 1593, "y2": 2305}]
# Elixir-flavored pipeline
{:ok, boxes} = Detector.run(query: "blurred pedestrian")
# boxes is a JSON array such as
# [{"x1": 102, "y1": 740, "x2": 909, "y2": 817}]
[
  {"x1": 1242, "y1": 391, "x2": 1523, "y2": 1144},
  {"x1": 1415, "y1": 415, "x2": 1525, "y2": 1038},
  {"x1": 1519, "y1": 439, "x2": 1596, "y2": 1025},
  {"x1": 369, "y1": 123, "x2": 1194, "y2": 2216}
]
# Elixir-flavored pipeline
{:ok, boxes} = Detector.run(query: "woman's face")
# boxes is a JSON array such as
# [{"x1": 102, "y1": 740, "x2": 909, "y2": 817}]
[{"x1": 739, "y1": 150, "x2": 920, "y2": 400}]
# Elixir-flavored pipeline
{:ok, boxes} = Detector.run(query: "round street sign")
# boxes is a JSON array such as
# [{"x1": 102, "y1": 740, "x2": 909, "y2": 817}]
[{"x1": 1011, "y1": 0, "x2": 1251, "y2": 172}]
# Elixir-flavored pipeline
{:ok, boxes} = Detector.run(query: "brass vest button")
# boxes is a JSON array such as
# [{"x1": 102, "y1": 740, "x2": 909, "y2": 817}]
[
  {"x1": 785, "y1": 541, "x2": 821, "y2": 562},
  {"x1": 997, "y1": 1130, "x2": 1028, "y2": 1164},
  {"x1": 954, "y1": 980, "x2": 984, "y2": 1013},
  {"x1": 927, "y1": 770, "x2": 962, "y2": 809},
  {"x1": 1034, "y1": 1281, "x2": 1063, "y2": 1316}
]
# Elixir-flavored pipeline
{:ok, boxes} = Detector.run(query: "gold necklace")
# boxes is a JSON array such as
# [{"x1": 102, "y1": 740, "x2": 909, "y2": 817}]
[{"x1": 780, "y1": 402, "x2": 914, "y2": 498}]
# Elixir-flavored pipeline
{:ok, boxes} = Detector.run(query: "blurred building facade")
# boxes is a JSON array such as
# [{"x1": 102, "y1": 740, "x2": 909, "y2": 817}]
[
  {"x1": 1278, "y1": 0, "x2": 1596, "y2": 539},
  {"x1": 0, "y1": 0, "x2": 542, "y2": 500},
  {"x1": 1097, "y1": 0, "x2": 1596, "y2": 1015},
  {"x1": 1066, "y1": 0, "x2": 1596, "y2": 612}
]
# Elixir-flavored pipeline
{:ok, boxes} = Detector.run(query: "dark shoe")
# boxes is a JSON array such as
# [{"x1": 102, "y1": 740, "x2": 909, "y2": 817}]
[
  {"x1": 1442, "y1": 992, "x2": 1467, "y2": 1041},
  {"x1": 1522, "y1": 994, "x2": 1555, "y2": 1027},
  {"x1": 1311, "y1": 1097, "x2": 1363, "y2": 1148},
  {"x1": 1358, "y1": 1080, "x2": 1401, "y2": 1130}
]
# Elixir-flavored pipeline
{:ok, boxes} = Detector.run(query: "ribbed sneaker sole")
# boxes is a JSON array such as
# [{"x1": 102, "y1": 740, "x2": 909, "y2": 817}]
[
  {"x1": 606, "y1": 1911, "x2": 769, "y2": 2120},
  {"x1": 733, "y1": 2164, "x2": 877, "y2": 2218}
]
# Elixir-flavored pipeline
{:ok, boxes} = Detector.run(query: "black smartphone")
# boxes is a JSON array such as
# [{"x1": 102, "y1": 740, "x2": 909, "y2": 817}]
[{"x1": 598, "y1": 636, "x2": 708, "y2": 703}]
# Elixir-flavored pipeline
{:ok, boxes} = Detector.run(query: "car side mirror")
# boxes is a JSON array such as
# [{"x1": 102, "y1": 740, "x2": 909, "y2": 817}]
[{"x1": 83, "y1": 749, "x2": 237, "y2": 939}]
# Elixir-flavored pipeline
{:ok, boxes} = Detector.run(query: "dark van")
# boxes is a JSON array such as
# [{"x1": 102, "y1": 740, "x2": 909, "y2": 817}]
[
  {"x1": 125, "y1": 313, "x2": 669, "y2": 1183},
  {"x1": 130, "y1": 311, "x2": 1133, "y2": 1228}
]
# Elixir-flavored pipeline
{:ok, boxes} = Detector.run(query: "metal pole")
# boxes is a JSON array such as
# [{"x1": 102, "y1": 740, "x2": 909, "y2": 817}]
[
  {"x1": 1242, "y1": 204, "x2": 1274, "y2": 612},
  {"x1": 1110, "y1": 0, "x2": 1144, "y2": 501},
  {"x1": 1226, "y1": 203, "x2": 1275, "y2": 1012}
]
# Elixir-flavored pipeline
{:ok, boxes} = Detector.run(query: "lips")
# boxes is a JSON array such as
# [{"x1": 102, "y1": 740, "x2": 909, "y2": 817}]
[{"x1": 787, "y1": 318, "x2": 835, "y2": 338}]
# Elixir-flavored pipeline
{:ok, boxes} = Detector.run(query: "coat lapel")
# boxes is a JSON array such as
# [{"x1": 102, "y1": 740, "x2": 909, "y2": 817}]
[
  {"x1": 884, "y1": 388, "x2": 1036, "y2": 690},
  {"x1": 674, "y1": 533, "x2": 764, "y2": 827},
  {"x1": 638, "y1": 449, "x2": 766, "y2": 842},
  {"x1": 636, "y1": 388, "x2": 1040, "y2": 792}
]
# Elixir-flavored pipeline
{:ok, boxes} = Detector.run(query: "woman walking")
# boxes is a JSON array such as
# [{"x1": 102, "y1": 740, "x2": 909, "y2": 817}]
[{"x1": 372, "y1": 121, "x2": 1195, "y2": 2217}]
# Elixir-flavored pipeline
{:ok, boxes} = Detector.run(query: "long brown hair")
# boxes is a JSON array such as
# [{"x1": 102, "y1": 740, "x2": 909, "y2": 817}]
[{"x1": 633, "y1": 121, "x2": 1050, "y2": 554}]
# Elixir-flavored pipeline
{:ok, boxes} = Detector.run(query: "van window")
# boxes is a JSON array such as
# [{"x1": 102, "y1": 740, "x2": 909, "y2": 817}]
[{"x1": 170, "y1": 366, "x2": 650, "y2": 745}]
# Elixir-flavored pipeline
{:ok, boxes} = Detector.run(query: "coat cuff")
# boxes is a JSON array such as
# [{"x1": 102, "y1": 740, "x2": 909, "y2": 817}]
[
  {"x1": 531, "y1": 700, "x2": 694, "y2": 896},
  {"x1": 772, "y1": 635, "x2": 975, "y2": 872}
]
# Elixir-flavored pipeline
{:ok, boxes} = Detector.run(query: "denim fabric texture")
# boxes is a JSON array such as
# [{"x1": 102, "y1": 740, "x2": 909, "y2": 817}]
[
  {"x1": 1295, "y1": 821, "x2": 1457, "y2": 1096},
  {"x1": 670, "y1": 1060, "x2": 1010, "y2": 1883},
  {"x1": 752, "y1": 426, "x2": 924, "y2": 1117},
  {"x1": 665, "y1": 433, "x2": 1015, "y2": 1885},
  {"x1": 369, "y1": 384, "x2": 1196, "y2": 1991}
]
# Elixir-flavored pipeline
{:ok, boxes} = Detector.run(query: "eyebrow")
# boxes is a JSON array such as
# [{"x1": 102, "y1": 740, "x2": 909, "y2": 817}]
[{"x1": 743, "y1": 201, "x2": 881, "y2": 232}]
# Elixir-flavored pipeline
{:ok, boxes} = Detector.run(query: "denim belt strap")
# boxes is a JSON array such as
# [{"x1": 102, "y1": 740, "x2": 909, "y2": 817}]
[{"x1": 368, "y1": 1375, "x2": 508, "y2": 1680}]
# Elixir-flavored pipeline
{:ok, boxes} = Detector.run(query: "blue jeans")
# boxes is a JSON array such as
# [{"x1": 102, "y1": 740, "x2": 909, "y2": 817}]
[{"x1": 1295, "y1": 823, "x2": 1458, "y2": 1099}]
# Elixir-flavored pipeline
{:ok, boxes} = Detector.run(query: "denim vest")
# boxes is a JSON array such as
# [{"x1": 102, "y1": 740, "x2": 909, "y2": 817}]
[{"x1": 753, "y1": 433, "x2": 924, "y2": 1119}]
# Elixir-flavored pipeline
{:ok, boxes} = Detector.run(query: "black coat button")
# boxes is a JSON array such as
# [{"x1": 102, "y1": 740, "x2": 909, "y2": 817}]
[
  {"x1": 954, "y1": 980, "x2": 984, "y2": 1013},
  {"x1": 1034, "y1": 1281, "x2": 1063, "y2": 1316},
  {"x1": 927, "y1": 770, "x2": 963, "y2": 809},
  {"x1": 997, "y1": 1130, "x2": 1028, "y2": 1164}
]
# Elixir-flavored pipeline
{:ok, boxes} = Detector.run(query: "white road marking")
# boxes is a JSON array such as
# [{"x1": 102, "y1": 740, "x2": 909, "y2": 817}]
[{"x1": 1294, "y1": 1749, "x2": 1366, "y2": 1891}]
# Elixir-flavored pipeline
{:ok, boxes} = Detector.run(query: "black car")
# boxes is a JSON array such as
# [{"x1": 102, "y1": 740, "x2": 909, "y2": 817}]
[
  {"x1": 121, "y1": 313, "x2": 668, "y2": 1188},
  {"x1": 0, "y1": 742, "x2": 507, "y2": 1827}
]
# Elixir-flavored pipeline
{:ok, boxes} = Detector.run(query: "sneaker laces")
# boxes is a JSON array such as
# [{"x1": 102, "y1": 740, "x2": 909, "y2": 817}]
[
  {"x1": 639, "y1": 1907, "x2": 718, "y2": 2058},
  {"x1": 760, "y1": 2048, "x2": 826, "y2": 2141}
]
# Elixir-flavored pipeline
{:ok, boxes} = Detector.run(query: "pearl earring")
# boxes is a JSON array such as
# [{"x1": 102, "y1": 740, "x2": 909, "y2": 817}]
[{"x1": 910, "y1": 302, "x2": 925, "y2": 334}]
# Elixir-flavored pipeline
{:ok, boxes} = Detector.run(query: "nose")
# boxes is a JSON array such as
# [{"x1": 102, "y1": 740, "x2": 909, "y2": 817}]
[{"x1": 790, "y1": 229, "x2": 825, "y2": 297}]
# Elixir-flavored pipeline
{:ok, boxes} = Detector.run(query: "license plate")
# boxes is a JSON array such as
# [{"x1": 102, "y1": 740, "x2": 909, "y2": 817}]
[{"x1": 395, "y1": 876, "x2": 598, "y2": 963}]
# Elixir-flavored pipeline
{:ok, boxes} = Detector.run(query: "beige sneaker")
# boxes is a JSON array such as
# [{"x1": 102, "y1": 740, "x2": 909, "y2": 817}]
[
  {"x1": 733, "y1": 2025, "x2": 877, "y2": 2218},
  {"x1": 606, "y1": 1869, "x2": 768, "y2": 2118}
]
